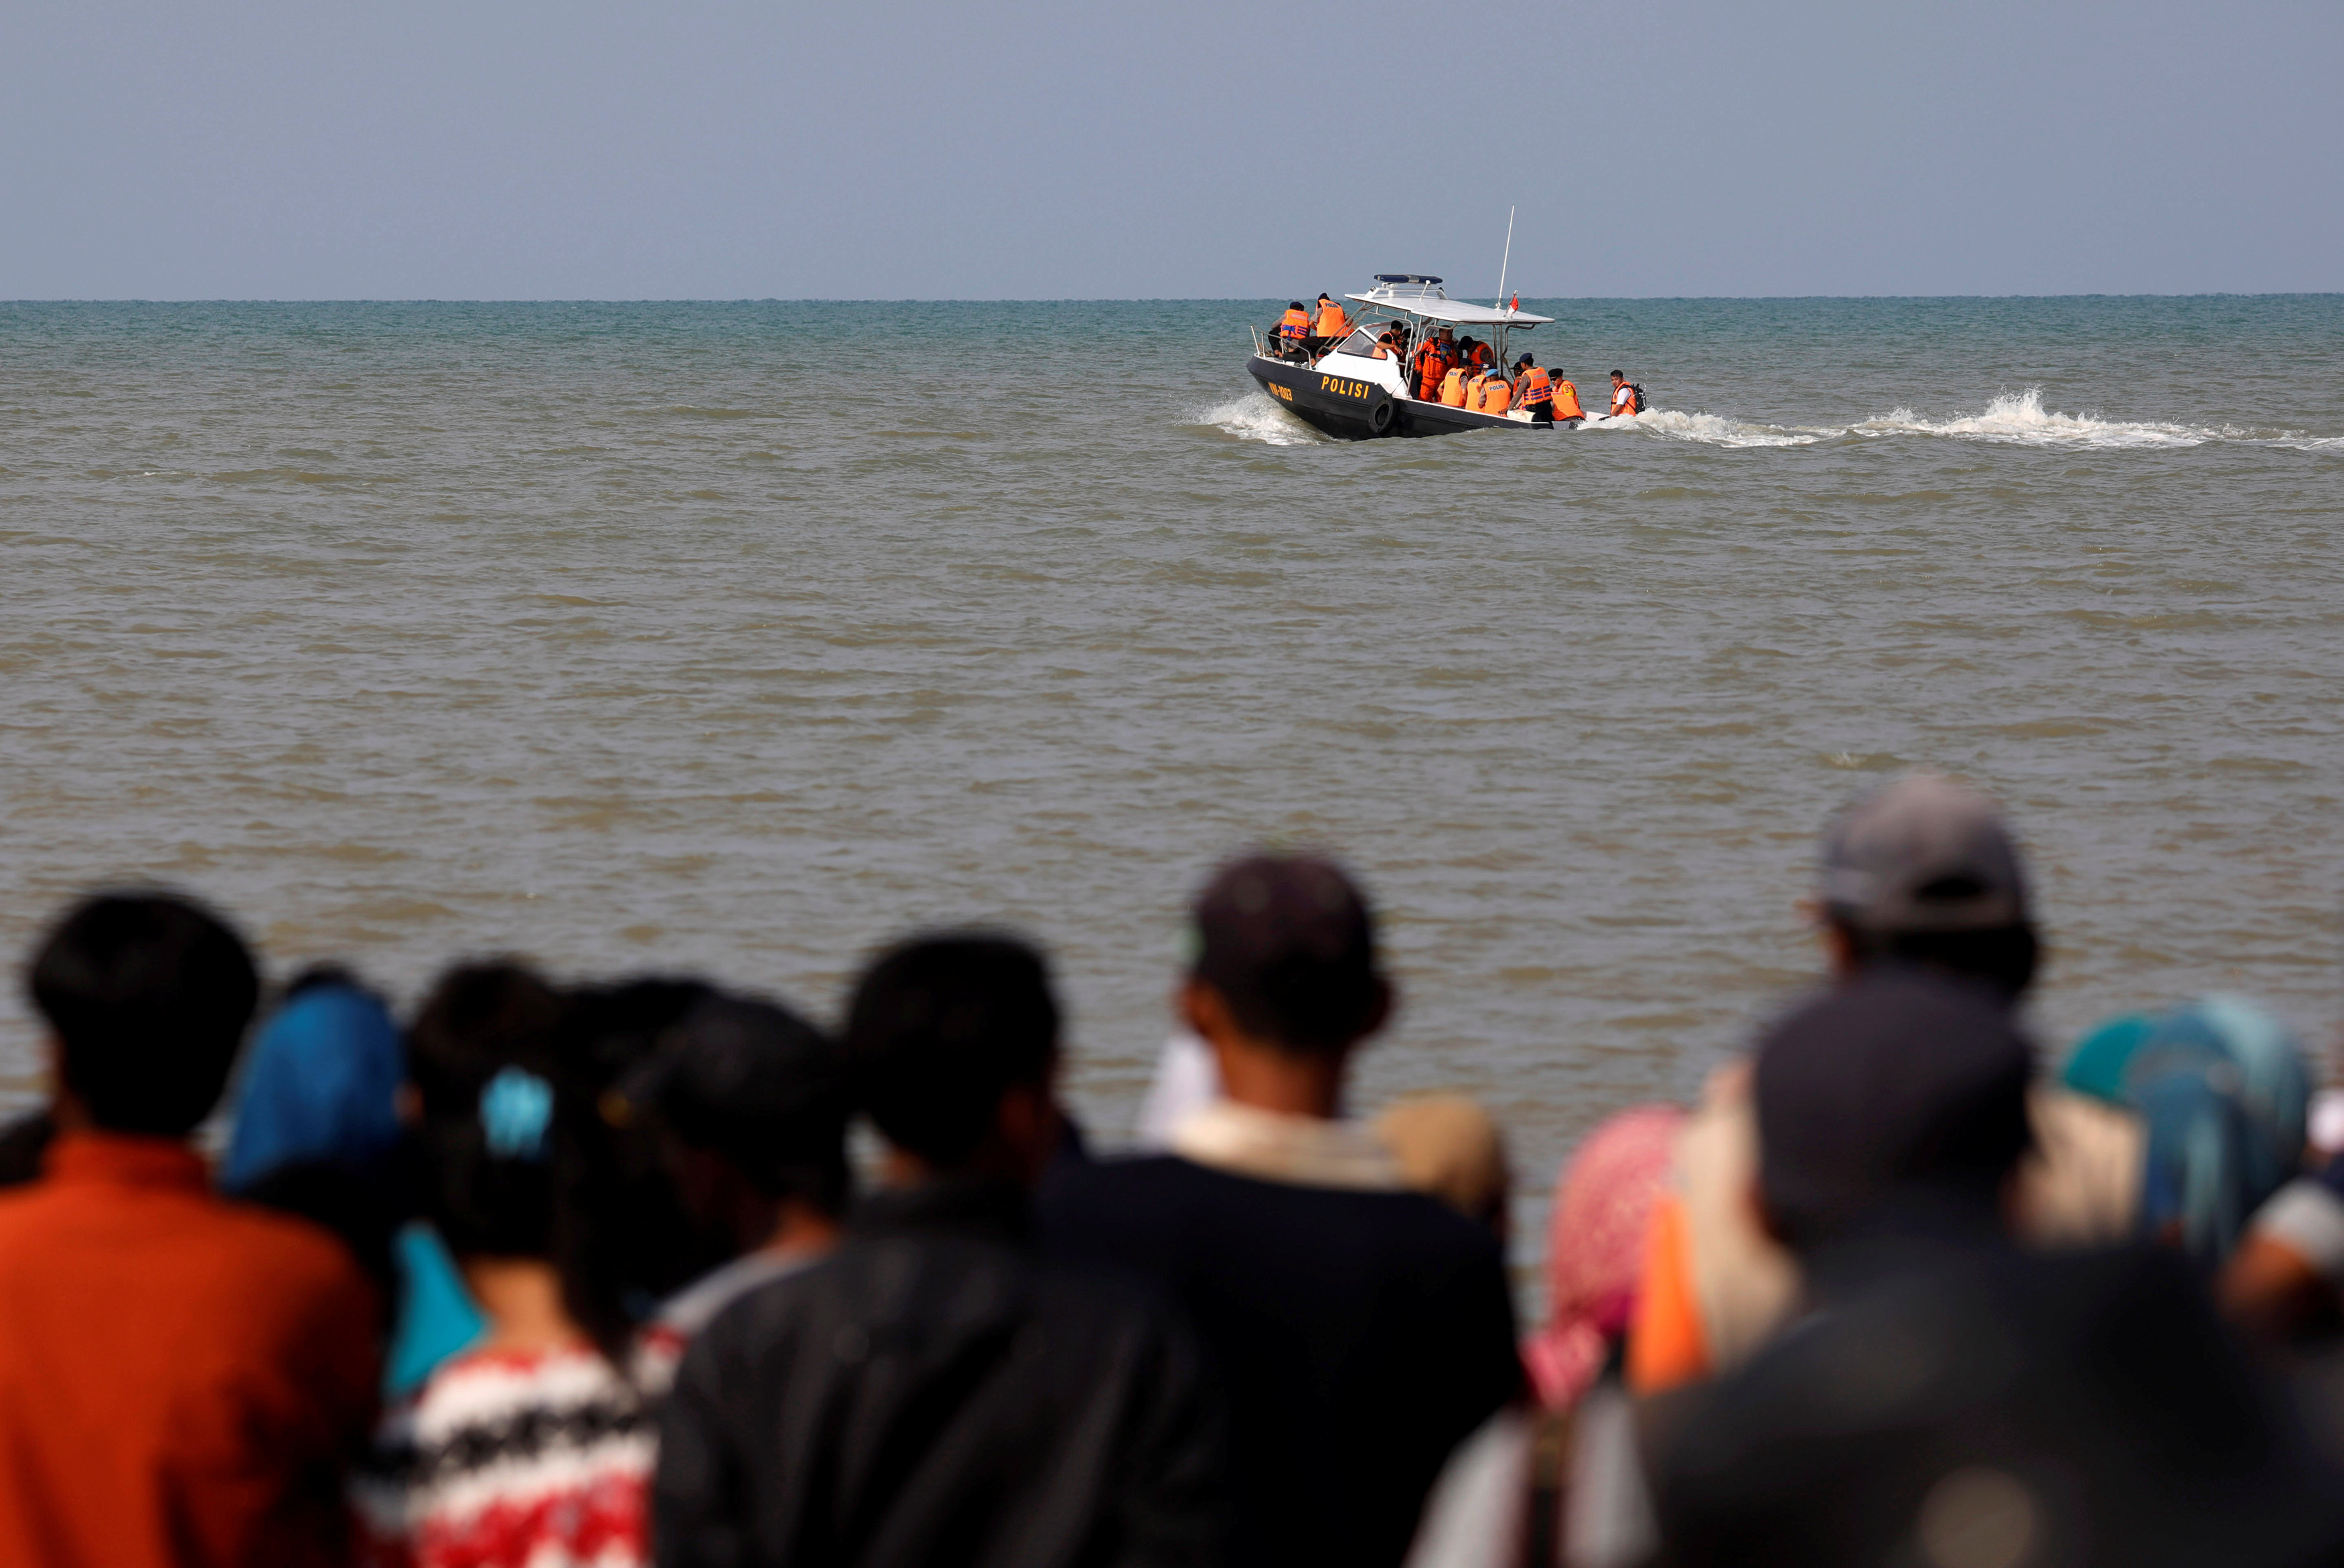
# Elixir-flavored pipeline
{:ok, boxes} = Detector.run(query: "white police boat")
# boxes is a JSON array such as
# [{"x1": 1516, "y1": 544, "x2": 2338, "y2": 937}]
[{"x1": 1246, "y1": 275, "x2": 1565, "y2": 441}]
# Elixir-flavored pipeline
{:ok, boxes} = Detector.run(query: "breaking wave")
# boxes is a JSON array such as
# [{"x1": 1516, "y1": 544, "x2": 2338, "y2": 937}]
[{"x1": 1191, "y1": 392, "x2": 1324, "y2": 447}]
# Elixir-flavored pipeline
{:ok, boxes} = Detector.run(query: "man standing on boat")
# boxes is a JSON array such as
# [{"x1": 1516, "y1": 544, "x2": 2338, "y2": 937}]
[
  {"x1": 1514, "y1": 355, "x2": 1554, "y2": 422},
  {"x1": 1414, "y1": 329, "x2": 1456, "y2": 401}
]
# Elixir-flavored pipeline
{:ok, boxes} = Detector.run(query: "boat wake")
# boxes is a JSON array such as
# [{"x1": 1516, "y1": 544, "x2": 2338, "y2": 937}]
[
  {"x1": 1187, "y1": 386, "x2": 2341, "y2": 453},
  {"x1": 1581, "y1": 410, "x2": 1826, "y2": 448},
  {"x1": 1193, "y1": 392, "x2": 1325, "y2": 447},
  {"x1": 1852, "y1": 390, "x2": 2216, "y2": 449},
  {"x1": 1586, "y1": 390, "x2": 2342, "y2": 453}
]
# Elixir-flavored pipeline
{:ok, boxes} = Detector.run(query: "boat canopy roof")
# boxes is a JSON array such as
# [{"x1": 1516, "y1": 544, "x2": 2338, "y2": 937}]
[{"x1": 1344, "y1": 275, "x2": 1552, "y2": 326}]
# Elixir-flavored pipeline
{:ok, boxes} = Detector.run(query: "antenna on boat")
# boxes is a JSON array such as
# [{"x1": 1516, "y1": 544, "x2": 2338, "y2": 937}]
[{"x1": 1494, "y1": 206, "x2": 1516, "y2": 311}]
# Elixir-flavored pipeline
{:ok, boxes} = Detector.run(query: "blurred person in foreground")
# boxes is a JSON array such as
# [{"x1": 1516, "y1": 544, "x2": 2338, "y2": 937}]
[
  {"x1": 0, "y1": 892, "x2": 379, "y2": 1567},
  {"x1": 1630, "y1": 773, "x2": 2143, "y2": 1392},
  {"x1": 356, "y1": 962, "x2": 653, "y2": 1568},
  {"x1": 223, "y1": 965, "x2": 486, "y2": 1397},
  {"x1": 656, "y1": 933, "x2": 1224, "y2": 1568},
  {"x1": 1653, "y1": 969, "x2": 2344, "y2": 1568},
  {"x1": 1404, "y1": 1105, "x2": 1684, "y2": 1568},
  {"x1": 605, "y1": 993, "x2": 850, "y2": 1397},
  {"x1": 1041, "y1": 852, "x2": 1522, "y2": 1568}
]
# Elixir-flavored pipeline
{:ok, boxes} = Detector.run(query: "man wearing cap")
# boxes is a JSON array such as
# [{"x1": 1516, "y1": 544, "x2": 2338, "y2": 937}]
[
  {"x1": 1653, "y1": 971, "x2": 2344, "y2": 1568},
  {"x1": 618, "y1": 995, "x2": 851, "y2": 1396},
  {"x1": 1041, "y1": 852, "x2": 1520, "y2": 1568},
  {"x1": 1628, "y1": 773, "x2": 2144, "y2": 1393}
]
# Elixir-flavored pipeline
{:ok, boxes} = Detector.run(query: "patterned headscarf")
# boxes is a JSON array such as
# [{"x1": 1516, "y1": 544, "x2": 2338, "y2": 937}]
[
  {"x1": 1524, "y1": 1104, "x2": 1684, "y2": 1410},
  {"x1": 2060, "y1": 996, "x2": 2310, "y2": 1265}
]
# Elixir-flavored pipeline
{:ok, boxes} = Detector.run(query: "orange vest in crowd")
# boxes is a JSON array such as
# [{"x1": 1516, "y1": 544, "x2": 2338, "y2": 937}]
[
  {"x1": 1439, "y1": 368, "x2": 1470, "y2": 406},
  {"x1": 1518, "y1": 368, "x2": 1551, "y2": 406},
  {"x1": 1467, "y1": 343, "x2": 1494, "y2": 368},
  {"x1": 1280, "y1": 308, "x2": 1311, "y2": 339},
  {"x1": 1315, "y1": 302, "x2": 1351, "y2": 338},
  {"x1": 1480, "y1": 378, "x2": 1512, "y2": 415},
  {"x1": 1463, "y1": 372, "x2": 1491, "y2": 409},
  {"x1": 1614, "y1": 382, "x2": 1641, "y2": 414},
  {"x1": 1552, "y1": 378, "x2": 1585, "y2": 420}
]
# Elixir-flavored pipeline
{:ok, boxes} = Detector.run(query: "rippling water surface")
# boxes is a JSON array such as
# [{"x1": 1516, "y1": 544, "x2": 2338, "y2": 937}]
[{"x1": 3, "y1": 297, "x2": 2341, "y2": 1223}]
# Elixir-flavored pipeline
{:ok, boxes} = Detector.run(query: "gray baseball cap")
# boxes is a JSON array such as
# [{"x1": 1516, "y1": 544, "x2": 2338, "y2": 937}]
[{"x1": 1818, "y1": 773, "x2": 2030, "y2": 934}]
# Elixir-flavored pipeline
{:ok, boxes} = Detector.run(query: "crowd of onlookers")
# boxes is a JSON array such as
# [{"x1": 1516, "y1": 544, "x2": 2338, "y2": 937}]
[{"x1": 6, "y1": 771, "x2": 2344, "y2": 1567}]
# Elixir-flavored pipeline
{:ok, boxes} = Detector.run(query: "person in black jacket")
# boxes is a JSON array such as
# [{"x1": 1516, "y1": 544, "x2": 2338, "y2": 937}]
[
  {"x1": 654, "y1": 933, "x2": 1224, "y2": 1568},
  {"x1": 1041, "y1": 852, "x2": 1522, "y2": 1568}
]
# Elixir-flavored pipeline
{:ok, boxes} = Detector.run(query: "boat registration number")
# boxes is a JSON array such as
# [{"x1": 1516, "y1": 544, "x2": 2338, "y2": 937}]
[
  {"x1": 1318, "y1": 375, "x2": 1374, "y2": 401},
  {"x1": 1268, "y1": 383, "x2": 1294, "y2": 402}
]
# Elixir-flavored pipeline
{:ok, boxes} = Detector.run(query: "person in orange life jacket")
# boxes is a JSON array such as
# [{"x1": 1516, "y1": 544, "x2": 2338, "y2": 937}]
[
  {"x1": 1313, "y1": 293, "x2": 1351, "y2": 343},
  {"x1": 1438, "y1": 363, "x2": 1471, "y2": 407},
  {"x1": 1609, "y1": 370, "x2": 1641, "y2": 416},
  {"x1": 1416, "y1": 329, "x2": 1456, "y2": 399},
  {"x1": 1374, "y1": 323, "x2": 1408, "y2": 361},
  {"x1": 1550, "y1": 372, "x2": 1587, "y2": 424},
  {"x1": 1513, "y1": 355, "x2": 1554, "y2": 420},
  {"x1": 1276, "y1": 302, "x2": 1311, "y2": 360}
]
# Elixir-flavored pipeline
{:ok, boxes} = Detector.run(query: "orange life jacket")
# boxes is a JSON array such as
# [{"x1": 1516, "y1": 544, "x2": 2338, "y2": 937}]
[
  {"x1": 1315, "y1": 302, "x2": 1350, "y2": 338},
  {"x1": 1552, "y1": 378, "x2": 1585, "y2": 420},
  {"x1": 1613, "y1": 381, "x2": 1640, "y2": 414},
  {"x1": 1439, "y1": 368, "x2": 1470, "y2": 407},
  {"x1": 1466, "y1": 343, "x2": 1493, "y2": 368},
  {"x1": 1278, "y1": 307, "x2": 1310, "y2": 339},
  {"x1": 1412, "y1": 343, "x2": 1439, "y2": 395},
  {"x1": 1463, "y1": 372, "x2": 1490, "y2": 409},
  {"x1": 1480, "y1": 378, "x2": 1512, "y2": 415},
  {"x1": 1519, "y1": 368, "x2": 1551, "y2": 406}
]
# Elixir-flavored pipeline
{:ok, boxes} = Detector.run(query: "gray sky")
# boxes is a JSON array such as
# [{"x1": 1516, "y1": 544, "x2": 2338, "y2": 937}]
[{"x1": 6, "y1": 0, "x2": 2339, "y2": 299}]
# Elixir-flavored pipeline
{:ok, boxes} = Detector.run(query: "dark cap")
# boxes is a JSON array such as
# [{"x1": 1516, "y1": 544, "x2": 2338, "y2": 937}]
[
  {"x1": 1819, "y1": 773, "x2": 2029, "y2": 935},
  {"x1": 613, "y1": 996, "x2": 846, "y2": 1189},
  {"x1": 1514, "y1": 354, "x2": 1534, "y2": 368},
  {"x1": 1756, "y1": 969, "x2": 2034, "y2": 1249},
  {"x1": 1190, "y1": 851, "x2": 1383, "y2": 1055}
]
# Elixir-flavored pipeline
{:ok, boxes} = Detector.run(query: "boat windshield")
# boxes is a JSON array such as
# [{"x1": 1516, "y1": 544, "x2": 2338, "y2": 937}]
[{"x1": 1331, "y1": 327, "x2": 1384, "y2": 357}]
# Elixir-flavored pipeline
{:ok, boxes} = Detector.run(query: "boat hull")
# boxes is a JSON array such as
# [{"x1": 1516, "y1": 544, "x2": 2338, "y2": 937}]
[{"x1": 1245, "y1": 355, "x2": 1574, "y2": 441}]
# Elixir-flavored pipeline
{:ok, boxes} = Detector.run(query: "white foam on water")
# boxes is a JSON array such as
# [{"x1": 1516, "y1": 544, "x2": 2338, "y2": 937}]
[
  {"x1": 1583, "y1": 408, "x2": 1826, "y2": 448},
  {"x1": 1852, "y1": 390, "x2": 2215, "y2": 450},
  {"x1": 1191, "y1": 391, "x2": 1324, "y2": 447}
]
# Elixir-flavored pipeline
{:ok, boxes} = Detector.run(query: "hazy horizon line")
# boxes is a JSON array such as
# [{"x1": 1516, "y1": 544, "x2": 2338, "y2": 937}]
[{"x1": 5, "y1": 291, "x2": 2340, "y2": 307}]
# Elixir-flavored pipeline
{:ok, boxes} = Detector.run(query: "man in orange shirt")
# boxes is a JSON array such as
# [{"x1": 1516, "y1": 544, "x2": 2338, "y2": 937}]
[{"x1": 0, "y1": 892, "x2": 379, "y2": 1568}]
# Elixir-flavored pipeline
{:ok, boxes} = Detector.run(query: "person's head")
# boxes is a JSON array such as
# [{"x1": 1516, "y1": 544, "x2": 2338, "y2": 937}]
[
  {"x1": 1527, "y1": 1103, "x2": 1683, "y2": 1409},
  {"x1": 1374, "y1": 1093, "x2": 1509, "y2": 1235},
  {"x1": 846, "y1": 933, "x2": 1061, "y2": 1184},
  {"x1": 27, "y1": 890, "x2": 259, "y2": 1138},
  {"x1": 1289, "y1": 301, "x2": 1304, "y2": 312},
  {"x1": 616, "y1": 995, "x2": 850, "y2": 1237},
  {"x1": 542, "y1": 975, "x2": 727, "y2": 1357},
  {"x1": 1516, "y1": 354, "x2": 1534, "y2": 370},
  {"x1": 1610, "y1": 370, "x2": 1625, "y2": 384},
  {"x1": 409, "y1": 961, "x2": 565, "y2": 1259},
  {"x1": 1816, "y1": 772, "x2": 2038, "y2": 1000},
  {"x1": 221, "y1": 972, "x2": 405, "y2": 1194},
  {"x1": 1318, "y1": 293, "x2": 1332, "y2": 303},
  {"x1": 1755, "y1": 969, "x2": 2034, "y2": 1253},
  {"x1": 1184, "y1": 851, "x2": 1390, "y2": 1058}
]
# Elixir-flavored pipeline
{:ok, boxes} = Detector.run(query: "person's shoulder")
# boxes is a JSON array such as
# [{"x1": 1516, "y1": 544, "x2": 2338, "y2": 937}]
[{"x1": 212, "y1": 1193, "x2": 376, "y2": 1291}]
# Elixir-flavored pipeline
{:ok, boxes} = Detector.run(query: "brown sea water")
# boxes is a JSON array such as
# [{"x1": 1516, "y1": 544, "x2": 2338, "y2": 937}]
[{"x1": 3, "y1": 297, "x2": 2341, "y2": 1238}]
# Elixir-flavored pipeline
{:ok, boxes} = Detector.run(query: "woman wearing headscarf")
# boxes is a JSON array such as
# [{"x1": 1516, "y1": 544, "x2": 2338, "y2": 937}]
[
  {"x1": 2059, "y1": 995, "x2": 2311, "y2": 1268},
  {"x1": 225, "y1": 967, "x2": 484, "y2": 1397}
]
